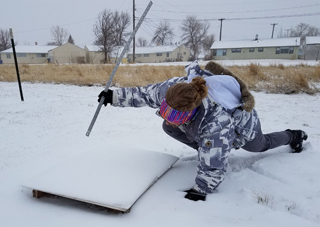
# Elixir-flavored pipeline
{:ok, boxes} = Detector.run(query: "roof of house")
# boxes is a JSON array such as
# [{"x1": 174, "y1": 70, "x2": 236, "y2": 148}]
[
  {"x1": 49, "y1": 43, "x2": 85, "y2": 52},
  {"x1": 128, "y1": 45, "x2": 179, "y2": 54},
  {"x1": 85, "y1": 45, "x2": 101, "y2": 52},
  {"x1": 85, "y1": 45, "x2": 126, "y2": 58},
  {"x1": 306, "y1": 36, "x2": 320, "y2": 45},
  {"x1": 210, "y1": 37, "x2": 301, "y2": 49},
  {"x1": 0, "y1": 45, "x2": 58, "y2": 53}
]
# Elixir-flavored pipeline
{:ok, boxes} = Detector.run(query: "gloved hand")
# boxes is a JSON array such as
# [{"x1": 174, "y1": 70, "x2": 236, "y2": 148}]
[
  {"x1": 98, "y1": 90, "x2": 113, "y2": 106},
  {"x1": 184, "y1": 188, "x2": 206, "y2": 201}
]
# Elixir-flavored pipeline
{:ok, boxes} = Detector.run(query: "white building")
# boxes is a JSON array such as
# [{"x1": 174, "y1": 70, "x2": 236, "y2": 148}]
[
  {"x1": 210, "y1": 37, "x2": 301, "y2": 60},
  {"x1": 0, "y1": 45, "x2": 57, "y2": 64},
  {"x1": 127, "y1": 45, "x2": 190, "y2": 63},
  {"x1": 303, "y1": 36, "x2": 320, "y2": 60}
]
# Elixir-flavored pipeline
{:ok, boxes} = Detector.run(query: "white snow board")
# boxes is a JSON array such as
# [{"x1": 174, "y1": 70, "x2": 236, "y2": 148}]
[{"x1": 22, "y1": 146, "x2": 179, "y2": 212}]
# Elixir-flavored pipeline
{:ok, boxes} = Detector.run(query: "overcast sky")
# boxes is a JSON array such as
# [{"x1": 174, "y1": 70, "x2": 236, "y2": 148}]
[{"x1": 1, "y1": 0, "x2": 319, "y2": 47}]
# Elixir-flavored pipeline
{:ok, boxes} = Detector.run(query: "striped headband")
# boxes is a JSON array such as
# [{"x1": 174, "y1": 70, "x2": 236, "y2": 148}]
[{"x1": 159, "y1": 99, "x2": 198, "y2": 125}]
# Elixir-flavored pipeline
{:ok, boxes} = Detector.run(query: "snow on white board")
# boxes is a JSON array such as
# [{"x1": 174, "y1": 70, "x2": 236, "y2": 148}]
[{"x1": 22, "y1": 146, "x2": 179, "y2": 212}]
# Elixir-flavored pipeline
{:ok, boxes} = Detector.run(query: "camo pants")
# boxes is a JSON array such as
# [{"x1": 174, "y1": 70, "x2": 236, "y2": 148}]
[{"x1": 162, "y1": 120, "x2": 292, "y2": 152}]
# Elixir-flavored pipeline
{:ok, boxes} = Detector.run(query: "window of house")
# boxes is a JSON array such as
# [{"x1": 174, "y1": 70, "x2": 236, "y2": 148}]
[
  {"x1": 6, "y1": 53, "x2": 11, "y2": 59},
  {"x1": 166, "y1": 53, "x2": 169, "y2": 57},
  {"x1": 17, "y1": 53, "x2": 27, "y2": 57},
  {"x1": 281, "y1": 48, "x2": 289, "y2": 54},
  {"x1": 215, "y1": 49, "x2": 227, "y2": 56},
  {"x1": 156, "y1": 53, "x2": 162, "y2": 56},
  {"x1": 37, "y1": 53, "x2": 46, "y2": 57},
  {"x1": 258, "y1": 48, "x2": 264, "y2": 52},
  {"x1": 275, "y1": 47, "x2": 294, "y2": 54},
  {"x1": 222, "y1": 49, "x2": 226, "y2": 56},
  {"x1": 144, "y1": 54, "x2": 149, "y2": 57},
  {"x1": 249, "y1": 48, "x2": 255, "y2": 52},
  {"x1": 231, "y1": 48, "x2": 241, "y2": 53},
  {"x1": 289, "y1": 47, "x2": 294, "y2": 54},
  {"x1": 136, "y1": 54, "x2": 142, "y2": 57}
]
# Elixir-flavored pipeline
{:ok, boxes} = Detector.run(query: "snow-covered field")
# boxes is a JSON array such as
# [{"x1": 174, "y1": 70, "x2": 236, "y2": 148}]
[{"x1": 1, "y1": 72, "x2": 320, "y2": 226}]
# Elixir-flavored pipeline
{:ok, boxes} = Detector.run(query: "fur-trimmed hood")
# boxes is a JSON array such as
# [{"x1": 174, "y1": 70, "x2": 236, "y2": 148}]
[{"x1": 204, "y1": 61, "x2": 255, "y2": 112}]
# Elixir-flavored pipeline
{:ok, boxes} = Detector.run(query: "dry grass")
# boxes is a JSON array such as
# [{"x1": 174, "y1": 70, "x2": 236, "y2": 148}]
[
  {"x1": 226, "y1": 63, "x2": 320, "y2": 94},
  {"x1": 0, "y1": 63, "x2": 320, "y2": 94},
  {"x1": 0, "y1": 64, "x2": 185, "y2": 87}
]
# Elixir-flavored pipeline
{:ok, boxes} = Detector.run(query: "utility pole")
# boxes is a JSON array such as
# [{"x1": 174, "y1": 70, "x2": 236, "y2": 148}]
[
  {"x1": 218, "y1": 18, "x2": 225, "y2": 41},
  {"x1": 133, "y1": 0, "x2": 136, "y2": 63},
  {"x1": 271, "y1": 23, "x2": 278, "y2": 38}
]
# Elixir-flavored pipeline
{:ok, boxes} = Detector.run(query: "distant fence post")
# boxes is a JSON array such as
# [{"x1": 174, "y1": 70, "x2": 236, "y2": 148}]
[{"x1": 10, "y1": 28, "x2": 24, "y2": 101}]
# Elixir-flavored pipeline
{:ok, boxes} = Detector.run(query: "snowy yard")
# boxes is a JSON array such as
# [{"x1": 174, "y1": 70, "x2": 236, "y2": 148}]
[{"x1": 1, "y1": 79, "x2": 320, "y2": 227}]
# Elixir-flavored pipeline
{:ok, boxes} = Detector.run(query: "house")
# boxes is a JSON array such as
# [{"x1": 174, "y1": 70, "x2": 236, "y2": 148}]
[
  {"x1": 49, "y1": 43, "x2": 86, "y2": 64},
  {"x1": 127, "y1": 45, "x2": 190, "y2": 63},
  {"x1": 84, "y1": 45, "x2": 127, "y2": 64},
  {"x1": 303, "y1": 36, "x2": 320, "y2": 60},
  {"x1": 84, "y1": 45, "x2": 105, "y2": 64},
  {"x1": 110, "y1": 46, "x2": 127, "y2": 64},
  {"x1": 0, "y1": 45, "x2": 57, "y2": 64},
  {"x1": 210, "y1": 37, "x2": 301, "y2": 60}
]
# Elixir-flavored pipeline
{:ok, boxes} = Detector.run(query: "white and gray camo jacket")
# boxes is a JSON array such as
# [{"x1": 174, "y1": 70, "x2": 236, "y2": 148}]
[{"x1": 111, "y1": 60, "x2": 260, "y2": 194}]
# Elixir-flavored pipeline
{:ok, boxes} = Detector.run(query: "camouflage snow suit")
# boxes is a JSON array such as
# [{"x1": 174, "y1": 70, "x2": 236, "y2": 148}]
[{"x1": 111, "y1": 61, "x2": 259, "y2": 194}]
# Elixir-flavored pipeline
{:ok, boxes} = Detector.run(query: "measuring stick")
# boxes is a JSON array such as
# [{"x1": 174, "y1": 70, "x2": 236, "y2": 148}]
[{"x1": 86, "y1": 1, "x2": 153, "y2": 137}]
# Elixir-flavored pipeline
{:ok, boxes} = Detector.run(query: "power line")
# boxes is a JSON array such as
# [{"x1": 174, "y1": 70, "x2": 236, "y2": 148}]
[
  {"x1": 212, "y1": 12, "x2": 320, "y2": 21},
  {"x1": 148, "y1": 3, "x2": 320, "y2": 15},
  {"x1": 156, "y1": 0, "x2": 187, "y2": 14},
  {"x1": 145, "y1": 12, "x2": 320, "y2": 22},
  {"x1": 156, "y1": 0, "x2": 305, "y2": 7}
]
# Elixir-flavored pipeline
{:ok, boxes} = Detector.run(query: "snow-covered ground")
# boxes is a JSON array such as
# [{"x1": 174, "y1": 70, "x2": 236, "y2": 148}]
[{"x1": 1, "y1": 74, "x2": 320, "y2": 226}]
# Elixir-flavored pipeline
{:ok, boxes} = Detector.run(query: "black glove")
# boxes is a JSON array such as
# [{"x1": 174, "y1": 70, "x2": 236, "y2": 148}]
[
  {"x1": 98, "y1": 90, "x2": 113, "y2": 106},
  {"x1": 184, "y1": 188, "x2": 206, "y2": 201}
]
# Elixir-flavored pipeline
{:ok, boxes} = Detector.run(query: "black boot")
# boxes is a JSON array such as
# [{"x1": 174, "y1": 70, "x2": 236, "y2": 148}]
[{"x1": 286, "y1": 129, "x2": 308, "y2": 153}]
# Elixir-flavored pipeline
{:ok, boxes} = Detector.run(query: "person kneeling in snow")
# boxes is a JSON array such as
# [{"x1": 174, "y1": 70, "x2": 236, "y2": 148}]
[{"x1": 98, "y1": 60, "x2": 308, "y2": 202}]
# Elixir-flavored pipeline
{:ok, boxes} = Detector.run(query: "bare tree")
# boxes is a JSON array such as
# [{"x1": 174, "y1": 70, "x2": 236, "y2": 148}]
[
  {"x1": 290, "y1": 23, "x2": 320, "y2": 42},
  {"x1": 93, "y1": 10, "x2": 114, "y2": 63},
  {"x1": 152, "y1": 20, "x2": 174, "y2": 45},
  {"x1": 291, "y1": 23, "x2": 310, "y2": 38},
  {"x1": 202, "y1": 34, "x2": 215, "y2": 57},
  {"x1": 48, "y1": 26, "x2": 68, "y2": 46},
  {"x1": 306, "y1": 26, "x2": 320, "y2": 36},
  {"x1": 0, "y1": 28, "x2": 11, "y2": 51},
  {"x1": 113, "y1": 11, "x2": 130, "y2": 46},
  {"x1": 180, "y1": 15, "x2": 210, "y2": 60},
  {"x1": 93, "y1": 9, "x2": 130, "y2": 63},
  {"x1": 137, "y1": 37, "x2": 148, "y2": 47}
]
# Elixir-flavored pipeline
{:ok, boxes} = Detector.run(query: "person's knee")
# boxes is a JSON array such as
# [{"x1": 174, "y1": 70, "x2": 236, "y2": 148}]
[{"x1": 241, "y1": 136, "x2": 270, "y2": 153}]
